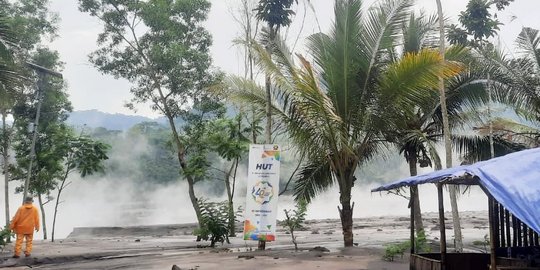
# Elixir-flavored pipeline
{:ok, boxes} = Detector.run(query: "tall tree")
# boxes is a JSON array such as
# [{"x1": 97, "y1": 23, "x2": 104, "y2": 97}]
[
  {"x1": 10, "y1": 47, "x2": 71, "y2": 239},
  {"x1": 226, "y1": 0, "x2": 462, "y2": 247},
  {"x1": 0, "y1": 0, "x2": 60, "y2": 230},
  {"x1": 479, "y1": 27, "x2": 540, "y2": 147},
  {"x1": 206, "y1": 116, "x2": 250, "y2": 236},
  {"x1": 392, "y1": 12, "x2": 440, "y2": 235},
  {"x1": 232, "y1": 0, "x2": 263, "y2": 144},
  {"x1": 444, "y1": 0, "x2": 514, "y2": 251},
  {"x1": 0, "y1": 11, "x2": 19, "y2": 230},
  {"x1": 50, "y1": 134, "x2": 108, "y2": 242},
  {"x1": 79, "y1": 0, "x2": 217, "y2": 227},
  {"x1": 435, "y1": 0, "x2": 465, "y2": 252},
  {"x1": 255, "y1": 0, "x2": 297, "y2": 144}
]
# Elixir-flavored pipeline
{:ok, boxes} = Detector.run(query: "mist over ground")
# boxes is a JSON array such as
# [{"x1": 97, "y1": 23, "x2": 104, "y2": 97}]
[
  {"x1": 0, "y1": 156, "x2": 488, "y2": 240},
  {"x1": 0, "y1": 119, "x2": 490, "y2": 240}
]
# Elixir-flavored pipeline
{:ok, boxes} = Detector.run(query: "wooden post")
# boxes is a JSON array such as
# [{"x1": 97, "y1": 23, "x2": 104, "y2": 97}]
[
  {"x1": 534, "y1": 231, "x2": 539, "y2": 246},
  {"x1": 258, "y1": 239, "x2": 266, "y2": 250},
  {"x1": 505, "y1": 210, "x2": 511, "y2": 248},
  {"x1": 437, "y1": 184, "x2": 446, "y2": 270},
  {"x1": 488, "y1": 197, "x2": 497, "y2": 270},
  {"x1": 410, "y1": 186, "x2": 415, "y2": 256},
  {"x1": 528, "y1": 228, "x2": 534, "y2": 247},
  {"x1": 494, "y1": 202, "x2": 500, "y2": 248},
  {"x1": 512, "y1": 215, "x2": 518, "y2": 247},
  {"x1": 523, "y1": 222, "x2": 529, "y2": 247},
  {"x1": 517, "y1": 218, "x2": 522, "y2": 247},
  {"x1": 499, "y1": 204, "x2": 505, "y2": 247}
]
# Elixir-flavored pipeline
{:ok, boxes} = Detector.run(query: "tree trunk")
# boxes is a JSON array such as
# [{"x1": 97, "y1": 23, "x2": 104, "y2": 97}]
[
  {"x1": 407, "y1": 154, "x2": 424, "y2": 234},
  {"x1": 264, "y1": 27, "x2": 275, "y2": 145},
  {"x1": 51, "y1": 172, "x2": 69, "y2": 242},
  {"x1": 2, "y1": 112, "x2": 10, "y2": 231},
  {"x1": 38, "y1": 193, "x2": 47, "y2": 240},
  {"x1": 291, "y1": 229, "x2": 298, "y2": 251},
  {"x1": 449, "y1": 186, "x2": 463, "y2": 251},
  {"x1": 165, "y1": 114, "x2": 203, "y2": 226},
  {"x1": 435, "y1": 0, "x2": 463, "y2": 252},
  {"x1": 264, "y1": 62, "x2": 272, "y2": 145},
  {"x1": 224, "y1": 161, "x2": 236, "y2": 237},
  {"x1": 261, "y1": 27, "x2": 275, "y2": 250},
  {"x1": 338, "y1": 199, "x2": 354, "y2": 247}
]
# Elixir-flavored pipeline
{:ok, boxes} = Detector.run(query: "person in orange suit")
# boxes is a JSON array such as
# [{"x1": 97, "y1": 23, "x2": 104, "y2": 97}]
[{"x1": 10, "y1": 196, "x2": 40, "y2": 258}]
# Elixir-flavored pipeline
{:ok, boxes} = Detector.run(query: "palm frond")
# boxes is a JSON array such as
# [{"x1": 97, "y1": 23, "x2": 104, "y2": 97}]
[
  {"x1": 307, "y1": 0, "x2": 364, "y2": 121},
  {"x1": 402, "y1": 12, "x2": 438, "y2": 54},
  {"x1": 453, "y1": 134, "x2": 527, "y2": 164},
  {"x1": 379, "y1": 49, "x2": 463, "y2": 111},
  {"x1": 516, "y1": 27, "x2": 540, "y2": 72},
  {"x1": 359, "y1": 0, "x2": 413, "y2": 92},
  {"x1": 293, "y1": 159, "x2": 333, "y2": 203}
]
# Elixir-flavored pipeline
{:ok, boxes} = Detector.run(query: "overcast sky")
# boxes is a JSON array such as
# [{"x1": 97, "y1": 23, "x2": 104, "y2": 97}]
[{"x1": 48, "y1": 0, "x2": 540, "y2": 118}]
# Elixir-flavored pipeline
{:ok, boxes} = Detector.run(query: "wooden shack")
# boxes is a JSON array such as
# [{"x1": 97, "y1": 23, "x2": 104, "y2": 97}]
[{"x1": 372, "y1": 148, "x2": 540, "y2": 270}]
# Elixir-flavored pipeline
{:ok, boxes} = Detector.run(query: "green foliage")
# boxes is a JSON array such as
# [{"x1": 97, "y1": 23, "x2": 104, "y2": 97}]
[
  {"x1": 180, "y1": 97, "x2": 226, "y2": 182},
  {"x1": 382, "y1": 230, "x2": 430, "y2": 261},
  {"x1": 206, "y1": 116, "x2": 250, "y2": 161},
  {"x1": 0, "y1": 225, "x2": 13, "y2": 250},
  {"x1": 255, "y1": 0, "x2": 298, "y2": 31},
  {"x1": 279, "y1": 200, "x2": 307, "y2": 250},
  {"x1": 130, "y1": 122, "x2": 180, "y2": 182},
  {"x1": 0, "y1": 0, "x2": 58, "y2": 53},
  {"x1": 194, "y1": 199, "x2": 232, "y2": 247},
  {"x1": 472, "y1": 234, "x2": 489, "y2": 253},
  {"x1": 415, "y1": 229, "x2": 431, "y2": 253},
  {"x1": 448, "y1": 0, "x2": 514, "y2": 46},
  {"x1": 78, "y1": 0, "x2": 215, "y2": 115},
  {"x1": 383, "y1": 242, "x2": 409, "y2": 261},
  {"x1": 64, "y1": 135, "x2": 109, "y2": 177}
]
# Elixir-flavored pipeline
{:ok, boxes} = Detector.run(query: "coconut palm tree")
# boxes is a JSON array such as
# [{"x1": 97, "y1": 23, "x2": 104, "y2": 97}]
[
  {"x1": 226, "y1": 0, "x2": 462, "y2": 247},
  {"x1": 0, "y1": 11, "x2": 19, "y2": 229},
  {"x1": 475, "y1": 27, "x2": 540, "y2": 148},
  {"x1": 255, "y1": 0, "x2": 298, "y2": 144},
  {"x1": 390, "y1": 12, "x2": 440, "y2": 235}
]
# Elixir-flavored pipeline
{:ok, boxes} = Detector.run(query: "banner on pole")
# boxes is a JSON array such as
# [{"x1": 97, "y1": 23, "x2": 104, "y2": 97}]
[{"x1": 243, "y1": 144, "x2": 281, "y2": 241}]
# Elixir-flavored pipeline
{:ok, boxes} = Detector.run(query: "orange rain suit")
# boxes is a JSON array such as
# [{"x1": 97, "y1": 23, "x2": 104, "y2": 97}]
[{"x1": 10, "y1": 203, "x2": 40, "y2": 257}]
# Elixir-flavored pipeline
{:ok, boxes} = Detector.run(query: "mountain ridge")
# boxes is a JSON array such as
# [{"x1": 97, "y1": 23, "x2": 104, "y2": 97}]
[{"x1": 67, "y1": 109, "x2": 164, "y2": 131}]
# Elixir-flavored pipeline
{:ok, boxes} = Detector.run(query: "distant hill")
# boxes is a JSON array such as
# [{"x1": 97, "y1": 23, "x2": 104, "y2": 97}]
[{"x1": 67, "y1": 110, "x2": 160, "y2": 131}]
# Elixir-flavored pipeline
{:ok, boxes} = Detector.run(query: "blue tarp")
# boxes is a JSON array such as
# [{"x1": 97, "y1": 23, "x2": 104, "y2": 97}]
[{"x1": 371, "y1": 147, "x2": 540, "y2": 234}]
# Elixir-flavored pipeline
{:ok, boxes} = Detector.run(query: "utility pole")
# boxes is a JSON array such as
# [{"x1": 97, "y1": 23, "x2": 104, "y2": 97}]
[{"x1": 22, "y1": 62, "x2": 62, "y2": 202}]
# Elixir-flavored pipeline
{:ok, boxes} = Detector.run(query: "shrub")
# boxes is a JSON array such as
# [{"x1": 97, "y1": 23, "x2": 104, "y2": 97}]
[
  {"x1": 194, "y1": 199, "x2": 231, "y2": 247},
  {"x1": 0, "y1": 226, "x2": 13, "y2": 250},
  {"x1": 383, "y1": 242, "x2": 409, "y2": 261},
  {"x1": 382, "y1": 229, "x2": 431, "y2": 261},
  {"x1": 279, "y1": 200, "x2": 307, "y2": 250}
]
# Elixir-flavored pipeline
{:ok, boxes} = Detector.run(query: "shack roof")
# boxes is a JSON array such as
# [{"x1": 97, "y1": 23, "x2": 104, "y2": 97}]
[{"x1": 371, "y1": 147, "x2": 540, "y2": 234}]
